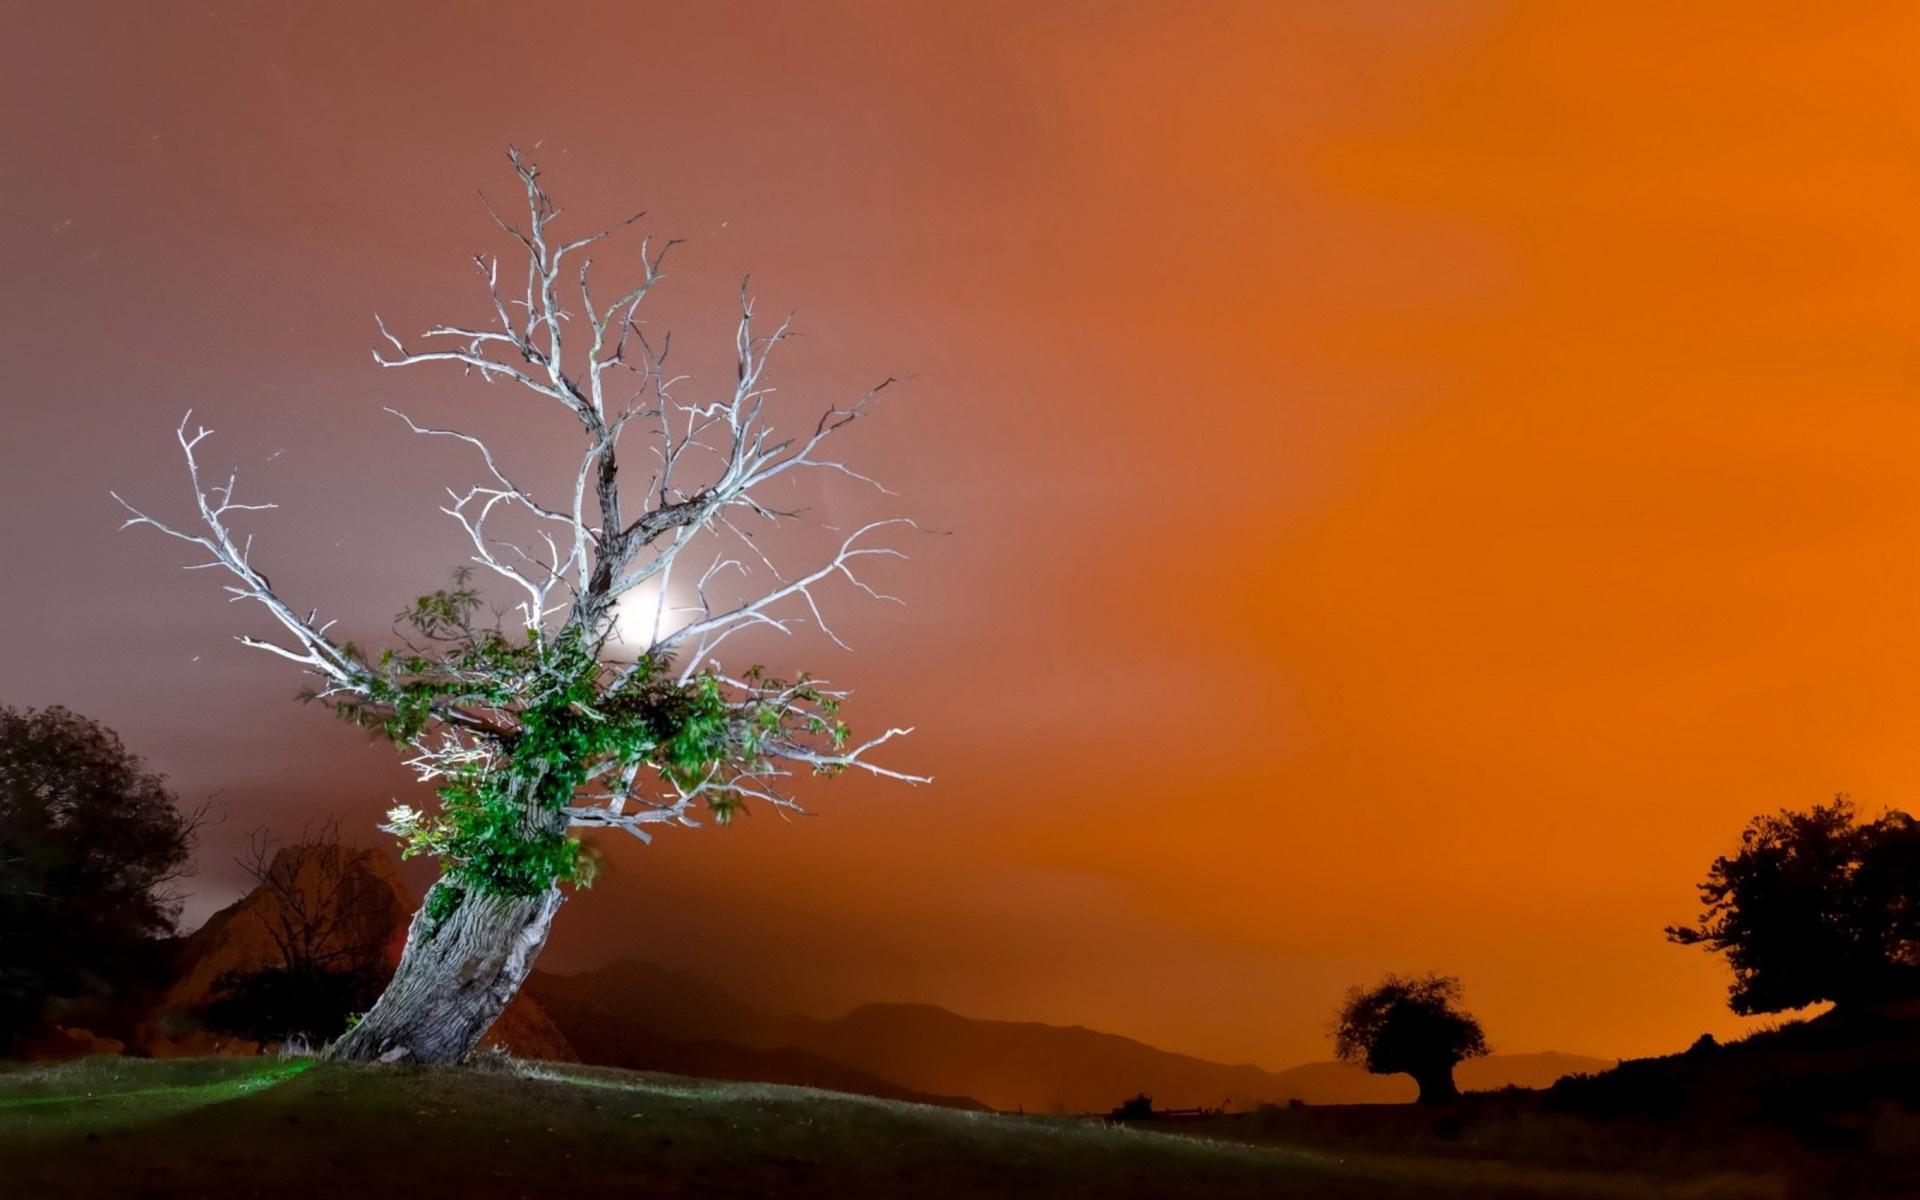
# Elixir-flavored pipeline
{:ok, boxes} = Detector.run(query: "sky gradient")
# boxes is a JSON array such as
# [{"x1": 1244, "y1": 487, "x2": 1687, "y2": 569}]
[{"x1": 5, "y1": 1, "x2": 1919, "y2": 1070}]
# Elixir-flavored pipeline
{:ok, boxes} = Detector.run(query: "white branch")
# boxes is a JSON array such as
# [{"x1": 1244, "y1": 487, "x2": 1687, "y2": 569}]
[
  {"x1": 113, "y1": 414, "x2": 363, "y2": 692},
  {"x1": 123, "y1": 148, "x2": 923, "y2": 855}
]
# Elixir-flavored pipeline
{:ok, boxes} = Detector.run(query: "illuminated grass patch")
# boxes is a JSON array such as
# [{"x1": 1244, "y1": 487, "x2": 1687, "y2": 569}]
[
  {"x1": 521, "y1": 1065, "x2": 730, "y2": 1103},
  {"x1": 0, "y1": 1057, "x2": 312, "y2": 1137}
]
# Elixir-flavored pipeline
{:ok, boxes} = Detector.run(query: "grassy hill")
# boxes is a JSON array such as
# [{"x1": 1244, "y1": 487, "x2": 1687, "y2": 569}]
[
  {"x1": 0, "y1": 1055, "x2": 1778, "y2": 1199},
  {"x1": 1545, "y1": 1006, "x2": 1920, "y2": 1132}
]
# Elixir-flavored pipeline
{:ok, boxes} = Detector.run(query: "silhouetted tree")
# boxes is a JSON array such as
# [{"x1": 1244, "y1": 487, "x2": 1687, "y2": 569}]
[
  {"x1": 1666, "y1": 796, "x2": 1920, "y2": 1016},
  {"x1": 201, "y1": 819, "x2": 398, "y2": 1044},
  {"x1": 0, "y1": 706, "x2": 199, "y2": 1051},
  {"x1": 1331, "y1": 973, "x2": 1490, "y2": 1104},
  {"x1": 116, "y1": 150, "x2": 921, "y2": 1064},
  {"x1": 1113, "y1": 1093, "x2": 1156, "y2": 1120}
]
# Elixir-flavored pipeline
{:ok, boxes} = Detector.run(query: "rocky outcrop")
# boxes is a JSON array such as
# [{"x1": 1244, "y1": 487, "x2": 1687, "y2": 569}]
[
  {"x1": 480, "y1": 989, "x2": 578, "y2": 1062},
  {"x1": 17, "y1": 1025, "x2": 127, "y2": 1062}
]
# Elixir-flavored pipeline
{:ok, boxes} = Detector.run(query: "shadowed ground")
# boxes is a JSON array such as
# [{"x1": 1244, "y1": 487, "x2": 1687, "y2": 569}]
[{"x1": 0, "y1": 1057, "x2": 1782, "y2": 1199}]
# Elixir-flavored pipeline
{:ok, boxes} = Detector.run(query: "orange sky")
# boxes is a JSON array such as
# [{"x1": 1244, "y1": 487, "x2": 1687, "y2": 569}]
[{"x1": 6, "y1": 1, "x2": 1920, "y2": 1069}]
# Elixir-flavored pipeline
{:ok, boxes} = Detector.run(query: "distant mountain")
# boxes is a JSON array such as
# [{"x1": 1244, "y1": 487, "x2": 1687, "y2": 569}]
[
  {"x1": 525, "y1": 968, "x2": 984, "y2": 1110},
  {"x1": 765, "y1": 1002, "x2": 1612, "y2": 1112},
  {"x1": 781, "y1": 1001, "x2": 1304, "y2": 1113},
  {"x1": 529, "y1": 961, "x2": 1612, "y2": 1113}
]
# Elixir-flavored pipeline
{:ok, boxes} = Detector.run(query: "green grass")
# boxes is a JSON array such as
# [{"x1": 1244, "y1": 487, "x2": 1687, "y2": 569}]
[
  {"x1": 0, "y1": 1057, "x2": 1785, "y2": 1199},
  {"x1": 0, "y1": 1057, "x2": 312, "y2": 1134}
]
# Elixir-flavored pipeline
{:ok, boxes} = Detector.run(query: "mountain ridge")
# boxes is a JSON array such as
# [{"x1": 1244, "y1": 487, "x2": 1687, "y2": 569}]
[{"x1": 528, "y1": 961, "x2": 1612, "y2": 1112}]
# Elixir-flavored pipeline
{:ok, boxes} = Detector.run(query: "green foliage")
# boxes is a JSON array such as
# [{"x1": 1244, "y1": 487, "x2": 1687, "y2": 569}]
[
  {"x1": 421, "y1": 882, "x2": 466, "y2": 934},
  {"x1": 337, "y1": 572, "x2": 853, "y2": 913}
]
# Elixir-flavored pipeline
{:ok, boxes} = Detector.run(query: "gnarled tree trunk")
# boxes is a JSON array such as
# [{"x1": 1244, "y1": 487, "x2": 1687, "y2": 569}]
[
  {"x1": 1411, "y1": 1064, "x2": 1461, "y2": 1105},
  {"x1": 329, "y1": 753, "x2": 574, "y2": 1064},
  {"x1": 326, "y1": 882, "x2": 563, "y2": 1064}
]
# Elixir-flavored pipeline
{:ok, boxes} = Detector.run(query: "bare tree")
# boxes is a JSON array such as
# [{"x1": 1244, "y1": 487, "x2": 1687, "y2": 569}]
[
  {"x1": 232, "y1": 817, "x2": 398, "y2": 979},
  {"x1": 202, "y1": 818, "x2": 401, "y2": 1044},
  {"x1": 116, "y1": 150, "x2": 922, "y2": 1063}
]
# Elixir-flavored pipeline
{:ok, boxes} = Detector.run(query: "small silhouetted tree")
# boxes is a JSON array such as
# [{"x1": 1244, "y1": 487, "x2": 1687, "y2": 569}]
[
  {"x1": 1666, "y1": 796, "x2": 1920, "y2": 1016},
  {"x1": 1331, "y1": 973, "x2": 1490, "y2": 1104},
  {"x1": 202, "y1": 819, "x2": 398, "y2": 1043},
  {"x1": 0, "y1": 706, "x2": 199, "y2": 1050},
  {"x1": 116, "y1": 150, "x2": 921, "y2": 1064},
  {"x1": 1113, "y1": 1093, "x2": 1156, "y2": 1120}
]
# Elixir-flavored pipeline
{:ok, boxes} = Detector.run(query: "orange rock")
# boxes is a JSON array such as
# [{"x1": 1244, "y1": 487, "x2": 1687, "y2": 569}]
[
  {"x1": 480, "y1": 991, "x2": 579, "y2": 1063},
  {"x1": 20, "y1": 1026, "x2": 127, "y2": 1062}
]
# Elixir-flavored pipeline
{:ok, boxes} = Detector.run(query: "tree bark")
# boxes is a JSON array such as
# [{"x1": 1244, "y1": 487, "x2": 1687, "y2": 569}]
[
  {"x1": 328, "y1": 751, "x2": 572, "y2": 1065},
  {"x1": 326, "y1": 882, "x2": 563, "y2": 1064}
]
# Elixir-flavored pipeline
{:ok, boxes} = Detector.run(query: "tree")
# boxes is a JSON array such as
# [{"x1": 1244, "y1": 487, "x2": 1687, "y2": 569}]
[
  {"x1": 1112, "y1": 1093, "x2": 1156, "y2": 1120},
  {"x1": 201, "y1": 819, "x2": 402, "y2": 1044},
  {"x1": 1666, "y1": 796, "x2": 1920, "y2": 1016},
  {"x1": 0, "y1": 706, "x2": 199, "y2": 1050},
  {"x1": 116, "y1": 150, "x2": 921, "y2": 1064},
  {"x1": 1330, "y1": 973, "x2": 1490, "y2": 1104}
]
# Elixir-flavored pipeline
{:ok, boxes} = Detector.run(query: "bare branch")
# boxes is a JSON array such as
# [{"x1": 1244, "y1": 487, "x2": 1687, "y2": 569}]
[
  {"x1": 124, "y1": 148, "x2": 920, "y2": 870},
  {"x1": 112, "y1": 413, "x2": 363, "y2": 693}
]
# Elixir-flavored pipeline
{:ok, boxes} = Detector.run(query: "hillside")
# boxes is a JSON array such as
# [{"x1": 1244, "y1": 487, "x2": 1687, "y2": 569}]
[
  {"x1": 529, "y1": 962, "x2": 1612, "y2": 1112},
  {"x1": 1546, "y1": 1006, "x2": 1920, "y2": 1125},
  {"x1": 0, "y1": 1056, "x2": 1782, "y2": 1199}
]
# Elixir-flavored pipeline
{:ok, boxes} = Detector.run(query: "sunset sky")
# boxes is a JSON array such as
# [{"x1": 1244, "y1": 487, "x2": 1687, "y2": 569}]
[{"x1": 6, "y1": 1, "x2": 1920, "y2": 1071}]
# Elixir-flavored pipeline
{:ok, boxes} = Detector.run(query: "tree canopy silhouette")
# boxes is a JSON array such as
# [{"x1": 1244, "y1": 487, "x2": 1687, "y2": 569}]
[
  {"x1": 1667, "y1": 796, "x2": 1920, "y2": 1016},
  {"x1": 1330, "y1": 973, "x2": 1490, "y2": 1104},
  {"x1": 0, "y1": 706, "x2": 198, "y2": 1050}
]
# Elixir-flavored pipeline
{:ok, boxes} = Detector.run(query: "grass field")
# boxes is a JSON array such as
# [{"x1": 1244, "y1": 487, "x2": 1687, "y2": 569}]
[{"x1": 0, "y1": 1057, "x2": 1786, "y2": 1199}]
